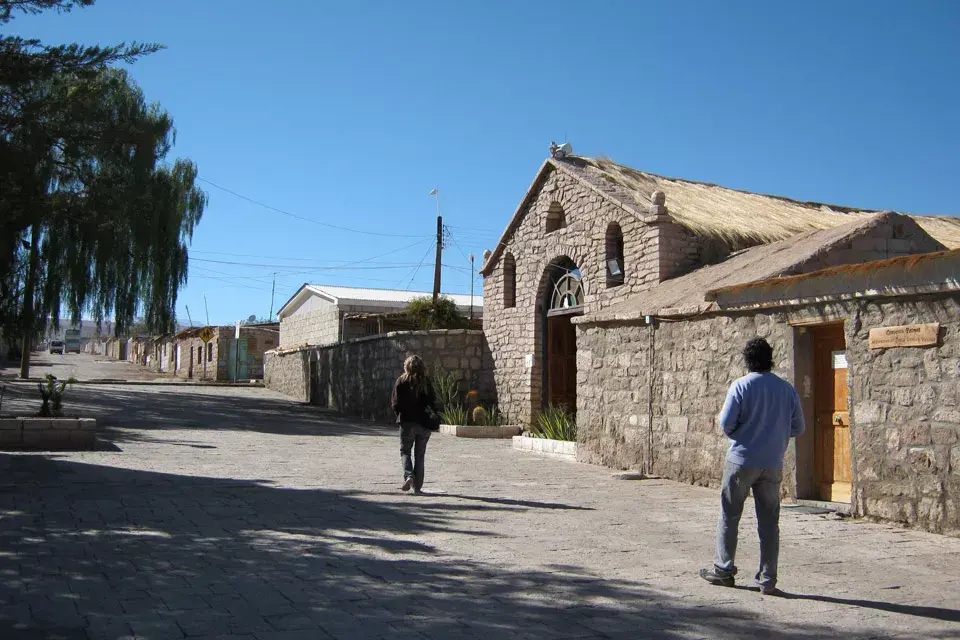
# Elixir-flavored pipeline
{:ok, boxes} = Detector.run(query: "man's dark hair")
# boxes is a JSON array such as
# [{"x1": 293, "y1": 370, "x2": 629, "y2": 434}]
[{"x1": 743, "y1": 337, "x2": 774, "y2": 372}]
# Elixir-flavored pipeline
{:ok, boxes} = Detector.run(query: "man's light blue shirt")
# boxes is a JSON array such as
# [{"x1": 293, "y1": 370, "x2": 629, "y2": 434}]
[{"x1": 719, "y1": 371, "x2": 805, "y2": 469}]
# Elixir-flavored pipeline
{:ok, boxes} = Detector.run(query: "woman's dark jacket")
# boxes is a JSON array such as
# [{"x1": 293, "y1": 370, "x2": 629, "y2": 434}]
[{"x1": 391, "y1": 377, "x2": 436, "y2": 425}]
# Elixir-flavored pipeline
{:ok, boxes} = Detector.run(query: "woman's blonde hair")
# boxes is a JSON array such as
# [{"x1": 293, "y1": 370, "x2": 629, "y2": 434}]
[{"x1": 400, "y1": 355, "x2": 428, "y2": 396}]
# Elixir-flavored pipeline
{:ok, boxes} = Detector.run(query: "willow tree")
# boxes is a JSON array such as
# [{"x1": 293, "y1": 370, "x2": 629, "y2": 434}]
[{"x1": 1, "y1": 0, "x2": 205, "y2": 377}]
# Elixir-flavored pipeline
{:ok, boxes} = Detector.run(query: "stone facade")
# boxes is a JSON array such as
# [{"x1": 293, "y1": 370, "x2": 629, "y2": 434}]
[
  {"x1": 264, "y1": 348, "x2": 311, "y2": 402},
  {"x1": 576, "y1": 294, "x2": 960, "y2": 536},
  {"x1": 481, "y1": 167, "x2": 700, "y2": 425},
  {"x1": 265, "y1": 330, "x2": 495, "y2": 424}
]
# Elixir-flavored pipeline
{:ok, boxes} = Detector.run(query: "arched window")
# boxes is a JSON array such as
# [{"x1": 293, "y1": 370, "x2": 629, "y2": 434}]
[
  {"x1": 605, "y1": 222, "x2": 624, "y2": 288},
  {"x1": 551, "y1": 272, "x2": 584, "y2": 310},
  {"x1": 503, "y1": 253, "x2": 516, "y2": 308},
  {"x1": 545, "y1": 202, "x2": 565, "y2": 233}
]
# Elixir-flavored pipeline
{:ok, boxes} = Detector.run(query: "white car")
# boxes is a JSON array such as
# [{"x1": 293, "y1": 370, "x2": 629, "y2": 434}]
[{"x1": 49, "y1": 340, "x2": 65, "y2": 355}]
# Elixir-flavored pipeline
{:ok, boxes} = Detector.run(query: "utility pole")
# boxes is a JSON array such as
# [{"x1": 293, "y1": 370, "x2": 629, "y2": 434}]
[
  {"x1": 269, "y1": 273, "x2": 277, "y2": 320},
  {"x1": 203, "y1": 294, "x2": 210, "y2": 326},
  {"x1": 469, "y1": 253, "x2": 475, "y2": 321},
  {"x1": 185, "y1": 305, "x2": 194, "y2": 327},
  {"x1": 430, "y1": 188, "x2": 442, "y2": 307},
  {"x1": 433, "y1": 215, "x2": 443, "y2": 307}
]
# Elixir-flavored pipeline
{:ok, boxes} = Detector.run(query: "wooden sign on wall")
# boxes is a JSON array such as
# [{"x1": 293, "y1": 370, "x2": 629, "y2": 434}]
[{"x1": 868, "y1": 323, "x2": 939, "y2": 349}]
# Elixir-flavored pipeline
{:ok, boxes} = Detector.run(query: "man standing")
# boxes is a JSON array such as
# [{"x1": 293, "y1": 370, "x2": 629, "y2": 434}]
[{"x1": 699, "y1": 337, "x2": 805, "y2": 595}]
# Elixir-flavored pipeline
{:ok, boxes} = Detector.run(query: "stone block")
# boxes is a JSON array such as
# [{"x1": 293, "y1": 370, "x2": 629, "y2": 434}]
[
  {"x1": 21, "y1": 418, "x2": 53, "y2": 431},
  {"x1": 0, "y1": 430, "x2": 22, "y2": 446},
  {"x1": 0, "y1": 418, "x2": 21, "y2": 431}
]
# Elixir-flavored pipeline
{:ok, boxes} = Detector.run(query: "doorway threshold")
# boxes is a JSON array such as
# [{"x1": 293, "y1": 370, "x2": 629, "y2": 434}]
[{"x1": 792, "y1": 499, "x2": 851, "y2": 515}]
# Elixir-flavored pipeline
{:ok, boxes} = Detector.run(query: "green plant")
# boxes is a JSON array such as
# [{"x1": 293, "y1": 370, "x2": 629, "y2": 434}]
[
  {"x1": 405, "y1": 296, "x2": 467, "y2": 330},
  {"x1": 530, "y1": 405, "x2": 577, "y2": 441},
  {"x1": 432, "y1": 367, "x2": 460, "y2": 410},
  {"x1": 37, "y1": 374, "x2": 75, "y2": 418},
  {"x1": 439, "y1": 404, "x2": 467, "y2": 426}
]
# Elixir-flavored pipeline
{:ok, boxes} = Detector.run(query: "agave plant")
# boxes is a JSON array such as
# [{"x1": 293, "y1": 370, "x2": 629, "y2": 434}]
[
  {"x1": 439, "y1": 404, "x2": 467, "y2": 426},
  {"x1": 432, "y1": 367, "x2": 460, "y2": 410},
  {"x1": 530, "y1": 405, "x2": 577, "y2": 441}
]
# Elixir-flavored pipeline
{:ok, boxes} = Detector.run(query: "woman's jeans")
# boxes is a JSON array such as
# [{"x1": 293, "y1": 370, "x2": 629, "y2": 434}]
[
  {"x1": 399, "y1": 422, "x2": 431, "y2": 490},
  {"x1": 714, "y1": 461, "x2": 782, "y2": 588}
]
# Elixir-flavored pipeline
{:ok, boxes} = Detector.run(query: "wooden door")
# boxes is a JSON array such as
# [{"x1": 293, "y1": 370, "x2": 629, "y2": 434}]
[
  {"x1": 813, "y1": 324, "x2": 851, "y2": 503},
  {"x1": 547, "y1": 314, "x2": 577, "y2": 412}
]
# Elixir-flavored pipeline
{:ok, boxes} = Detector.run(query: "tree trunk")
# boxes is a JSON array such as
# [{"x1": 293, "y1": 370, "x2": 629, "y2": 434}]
[{"x1": 18, "y1": 224, "x2": 40, "y2": 379}]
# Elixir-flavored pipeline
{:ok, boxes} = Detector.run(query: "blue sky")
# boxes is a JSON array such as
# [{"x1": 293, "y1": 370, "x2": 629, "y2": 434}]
[{"x1": 9, "y1": 0, "x2": 960, "y2": 325}]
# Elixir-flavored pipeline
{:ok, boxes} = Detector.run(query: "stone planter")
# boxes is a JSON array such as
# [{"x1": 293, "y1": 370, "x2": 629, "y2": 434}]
[
  {"x1": 439, "y1": 424, "x2": 523, "y2": 439},
  {"x1": 511, "y1": 435, "x2": 577, "y2": 460},
  {"x1": 0, "y1": 417, "x2": 97, "y2": 450}
]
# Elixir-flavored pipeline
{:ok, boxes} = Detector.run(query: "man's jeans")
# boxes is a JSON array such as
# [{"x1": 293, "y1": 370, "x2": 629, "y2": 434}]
[
  {"x1": 400, "y1": 422, "x2": 431, "y2": 490},
  {"x1": 714, "y1": 461, "x2": 782, "y2": 588}
]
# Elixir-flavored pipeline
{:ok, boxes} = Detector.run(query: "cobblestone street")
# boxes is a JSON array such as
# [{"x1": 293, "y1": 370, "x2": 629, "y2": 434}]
[{"x1": 0, "y1": 383, "x2": 958, "y2": 639}]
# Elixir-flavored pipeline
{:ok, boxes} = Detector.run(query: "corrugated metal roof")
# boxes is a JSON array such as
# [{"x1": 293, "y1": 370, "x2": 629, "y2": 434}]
[{"x1": 307, "y1": 284, "x2": 482, "y2": 308}]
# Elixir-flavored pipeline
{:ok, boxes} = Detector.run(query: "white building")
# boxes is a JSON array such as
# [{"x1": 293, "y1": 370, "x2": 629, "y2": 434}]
[{"x1": 276, "y1": 284, "x2": 483, "y2": 349}]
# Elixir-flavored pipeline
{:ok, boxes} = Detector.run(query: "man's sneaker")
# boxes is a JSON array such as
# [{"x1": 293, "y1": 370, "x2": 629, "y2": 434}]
[
  {"x1": 699, "y1": 567, "x2": 735, "y2": 587},
  {"x1": 758, "y1": 583, "x2": 779, "y2": 596},
  {"x1": 401, "y1": 477, "x2": 413, "y2": 492}
]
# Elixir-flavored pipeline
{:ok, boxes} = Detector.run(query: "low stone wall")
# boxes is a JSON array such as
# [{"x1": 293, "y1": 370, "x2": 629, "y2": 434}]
[
  {"x1": 263, "y1": 349, "x2": 310, "y2": 403},
  {"x1": 0, "y1": 418, "x2": 97, "y2": 450},
  {"x1": 265, "y1": 330, "x2": 496, "y2": 423}
]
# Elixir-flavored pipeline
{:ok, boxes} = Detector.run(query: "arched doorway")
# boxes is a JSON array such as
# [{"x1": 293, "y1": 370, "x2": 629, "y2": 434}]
[{"x1": 540, "y1": 258, "x2": 584, "y2": 413}]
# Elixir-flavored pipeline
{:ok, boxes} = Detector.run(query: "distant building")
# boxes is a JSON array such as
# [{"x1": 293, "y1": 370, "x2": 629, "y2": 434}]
[
  {"x1": 276, "y1": 285, "x2": 483, "y2": 349},
  {"x1": 173, "y1": 324, "x2": 279, "y2": 381}
]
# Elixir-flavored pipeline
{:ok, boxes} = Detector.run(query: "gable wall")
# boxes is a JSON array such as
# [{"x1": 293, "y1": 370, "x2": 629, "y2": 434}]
[
  {"x1": 482, "y1": 168, "x2": 695, "y2": 424},
  {"x1": 280, "y1": 295, "x2": 340, "y2": 348}
]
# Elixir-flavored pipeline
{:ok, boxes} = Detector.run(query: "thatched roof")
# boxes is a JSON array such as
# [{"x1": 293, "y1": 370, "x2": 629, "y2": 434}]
[
  {"x1": 704, "y1": 248, "x2": 960, "y2": 310},
  {"x1": 576, "y1": 212, "x2": 928, "y2": 324},
  {"x1": 480, "y1": 155, "x2": 960, "y2": 274},
  {"x1": 560, "y1": 156, "x2": 960, "y2": 249}
]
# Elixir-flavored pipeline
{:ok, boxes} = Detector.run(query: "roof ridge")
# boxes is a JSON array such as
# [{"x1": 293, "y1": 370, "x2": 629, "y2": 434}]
[{"x1": 569, "y1": 155, "x2": 883, "y2": 215}]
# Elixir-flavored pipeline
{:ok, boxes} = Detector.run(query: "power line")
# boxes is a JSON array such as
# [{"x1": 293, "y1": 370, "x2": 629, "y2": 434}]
[
  {"x1": 403, "y1": 241, "x2": 436, "y2": 290},
  {"x1": 163, "y1": 161, "x2": 431, "y2": 239}
]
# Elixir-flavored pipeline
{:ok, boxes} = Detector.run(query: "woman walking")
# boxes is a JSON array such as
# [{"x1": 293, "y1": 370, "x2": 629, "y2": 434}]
[{"x1": 391, "y1": 355, "x2": 438, "y2": 493}]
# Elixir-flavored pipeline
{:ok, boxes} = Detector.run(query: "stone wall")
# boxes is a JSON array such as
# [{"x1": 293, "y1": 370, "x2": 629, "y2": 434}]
[
  {"x1": 481, "y1": 167, "x2": 698, "y2": 425},
  {"x1": 319, "y1": 329, "x2": 494, "y2": 423},
  {"x1": 265, "y1": 330, "x2": 495, "y2": 423},
  {"x1": 577, "y1": 294, "x2": 960, "y2": 536},
  {"x1": 577, "y1": 313, "x2": 796, "y2": 492},
  {"x1": 264, "y1": 348, "x2": 311, "y2": 402},
  {"x1": 848, "y1": 297, "x2": 960, "y2": 535}
]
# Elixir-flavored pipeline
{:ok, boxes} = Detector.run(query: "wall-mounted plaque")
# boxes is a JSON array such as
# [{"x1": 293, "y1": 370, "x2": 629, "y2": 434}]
[{"x1": 868, "y1": 323, "x2": 939, "y2": 349}]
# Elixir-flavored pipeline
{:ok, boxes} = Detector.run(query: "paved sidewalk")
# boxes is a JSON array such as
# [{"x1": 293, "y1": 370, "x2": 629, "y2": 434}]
[{"x1": 0, "y1": 384, "x2": 958, "y2": 639}]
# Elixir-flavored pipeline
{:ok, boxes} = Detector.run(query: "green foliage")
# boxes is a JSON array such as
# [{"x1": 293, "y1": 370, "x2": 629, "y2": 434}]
[
  {"x1": 431, "y1": 367, "x2": 460, "y2": 410},
  {"x1": 37, "y1": 373, "x2": 73, "y2": 417},
  {"x1": 405, "y1": 296, "x2": 467, "y2": 330},
  {"x1": 438, "y1": 404, "x2": 467, "y2": 427},
  {"x1": 0, "y1": 0, "x2": 203, "y2": 377},
  {"x1": 530, "y1": 405, "x2": 577, "y2": 441}
]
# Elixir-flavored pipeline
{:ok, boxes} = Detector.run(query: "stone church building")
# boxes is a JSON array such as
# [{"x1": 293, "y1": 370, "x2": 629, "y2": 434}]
[{"x1": 480, "y1": 153, "x2": 960, "y2": 534}]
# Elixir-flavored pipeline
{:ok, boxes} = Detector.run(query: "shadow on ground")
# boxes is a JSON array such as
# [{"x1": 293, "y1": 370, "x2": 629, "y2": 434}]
[
  {"x1": 0, "y1": 455, "x2": 938, "y2": 639},
  {"x1": 0, "y1": 383, "x2": 391, "y2": 442}
]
